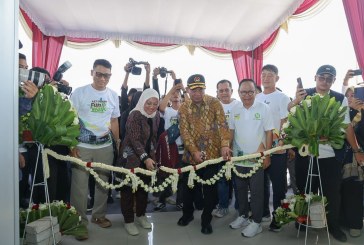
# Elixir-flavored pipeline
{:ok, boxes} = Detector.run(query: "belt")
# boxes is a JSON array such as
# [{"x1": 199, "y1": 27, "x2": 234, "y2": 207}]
[{"x1": 78, "y1": 134, "x2": 111, "y2": 145}]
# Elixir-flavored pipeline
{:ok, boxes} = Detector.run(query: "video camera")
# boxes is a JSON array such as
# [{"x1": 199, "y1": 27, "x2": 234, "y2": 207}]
[
  {"x1": 19, "y1": 68, "x2": 46, "y2": 88},
  {"x1": 53, "y1": 61, "x2": 73, "y2": 95},
  {"x1": 159, "y1": 67, "x2": 172, "y2": 78},
  {"x1": 128, "y1": 58, "x2": 149, "y2": 75}
]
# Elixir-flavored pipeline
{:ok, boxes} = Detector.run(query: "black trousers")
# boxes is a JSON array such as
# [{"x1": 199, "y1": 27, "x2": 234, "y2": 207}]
[
  {"x1": 181, "y1": 163, "x2": 218, "y2": 227},
  {"x1": 340, "y1": 179, "x2": 364, "y2": 229},
  {"x1": 295, "y1": 156, "x2": 342, "y2": 230}
]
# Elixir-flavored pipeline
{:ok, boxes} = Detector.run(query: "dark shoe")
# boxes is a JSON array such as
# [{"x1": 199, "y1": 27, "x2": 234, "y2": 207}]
[
  {"x1": 201, "y1": 224, "x2": 213, "y2": 235},
  {"x1": 329, "y1": 227, "x2": 347, "y2": 242},
  {"x1": 269, "y1": 218, "x2": 282, "y2": 232},
  {"x1": 177, "y1": 216, "x2": 194, "y2": 226},
  {"x1": 176, "y1": 203, "x2": 183, "y2": 210},
  {"x1": 154, "y1": 202, "x2": 166, "y2": 212}
]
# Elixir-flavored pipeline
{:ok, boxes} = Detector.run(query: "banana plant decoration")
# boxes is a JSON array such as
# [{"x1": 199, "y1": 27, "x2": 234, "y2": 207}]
[
  {"x1": 25, "y1": 85, "x2": 80, "y2": 147},
  {"x1": 282, "y1": 94, "x2": 347, "y2": 157}
]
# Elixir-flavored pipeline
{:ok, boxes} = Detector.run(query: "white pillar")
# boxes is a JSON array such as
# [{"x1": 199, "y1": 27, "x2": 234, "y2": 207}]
[{"x1": 0, "y1": 0, "x2": 20, "y2": 244}]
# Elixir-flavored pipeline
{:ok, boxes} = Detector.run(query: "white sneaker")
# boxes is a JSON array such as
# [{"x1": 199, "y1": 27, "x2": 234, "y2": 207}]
[
  {"x1": 125, "y1": 223, "x2": 139, "y2": 236},
  {"x1": 136, "y1": 216, "x2": 152, "y2": 229},
  {"x1": 242, "y1": 221, "x2": 262, "y2": 238},
  {"x1": 229, "y1": 215, "x2": 250, "y2": 229},
  {"x1": 213, "y1": 208, "x2": 229, "y2": 218}
]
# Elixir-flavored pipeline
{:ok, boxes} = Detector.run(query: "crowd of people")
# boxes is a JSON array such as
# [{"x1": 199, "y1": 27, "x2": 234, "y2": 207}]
[{"x1": 18, "y1": 49, "x2": 364, "y2": 242}]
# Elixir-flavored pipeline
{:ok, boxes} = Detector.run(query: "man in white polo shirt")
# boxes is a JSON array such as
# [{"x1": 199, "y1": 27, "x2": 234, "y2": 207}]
[{"x1": 228, "y1": 79, "x2": 273, "y2": 237}]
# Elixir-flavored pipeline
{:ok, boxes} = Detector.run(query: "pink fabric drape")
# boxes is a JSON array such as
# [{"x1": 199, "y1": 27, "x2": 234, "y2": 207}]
[
  {"x1": 230, "y1": 0, "x2": 319, "y2": 86},
  {"x1": 21, "y1": 9, "x2": 65, "y2": 76},
  {"x1": 342, "y1": 0, "x2": 364, "y2": 79}
]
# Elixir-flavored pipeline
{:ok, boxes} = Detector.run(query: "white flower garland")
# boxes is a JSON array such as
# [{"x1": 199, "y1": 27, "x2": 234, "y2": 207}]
[{"x1": 42, "y1": 145, "x2": 293, "y2": 193}]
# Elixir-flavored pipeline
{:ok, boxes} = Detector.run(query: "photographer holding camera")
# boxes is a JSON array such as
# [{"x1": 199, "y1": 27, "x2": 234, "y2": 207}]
[
  {"x1": 24, "y1": 66, "x2": 72, "y2": 205},
  {"x1": 154, "y1": 76, "x2": 186, "y2": 212},
  {"x1": 18, "y1": 52, "x2": 39, "y2": 208},
  {"x1": 120, "y1": 60, "x2": 151, "y2": 115}
]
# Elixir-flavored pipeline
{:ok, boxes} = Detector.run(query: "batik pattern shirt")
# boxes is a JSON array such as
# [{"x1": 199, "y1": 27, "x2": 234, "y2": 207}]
[{"x1": 178, "y1": 94, "x2": 230, "y2": 164}]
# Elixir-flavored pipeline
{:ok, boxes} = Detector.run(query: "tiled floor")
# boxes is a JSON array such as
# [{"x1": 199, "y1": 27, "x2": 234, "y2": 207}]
[{"x1": 61, "y1": 209, "x2": 364, "y2": 245}]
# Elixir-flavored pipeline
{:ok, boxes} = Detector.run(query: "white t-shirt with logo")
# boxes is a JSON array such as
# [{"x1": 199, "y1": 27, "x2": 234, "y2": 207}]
[
  {"x1": 229, "y1": 100, "x2": 274, "y2": 156},
  {"x1": 221, "y1": 99, "x2": 242, "y2": 122},
  {"x1": 70, "y1": 84, "x2": 120, "y2": 149},
  {"x1": 162, "y1": 106, "x2": 183, "y2": 148},
  {"x1": 256, "y1": 90, "x2": 290, "y2": 131}
]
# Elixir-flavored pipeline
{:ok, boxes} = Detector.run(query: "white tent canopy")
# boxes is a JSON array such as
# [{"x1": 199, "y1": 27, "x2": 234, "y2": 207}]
[{"x1": 20, "y1": 0, "x2": 304, "y2": 51}]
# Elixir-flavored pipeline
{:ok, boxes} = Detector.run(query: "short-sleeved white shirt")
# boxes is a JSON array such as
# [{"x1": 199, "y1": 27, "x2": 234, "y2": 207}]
[
  {"x1": 229, "y1": 100, "x2": 274, "y2": 156},
  {"x1": 221, "y1": 99, "x2": 242, "y2": 122},
  {"x1": 70, "y1": 84, "x2": 120, "y2": 148},
  {"x1": 256, "y1": 90, "x2": 290, "y2": 131}
]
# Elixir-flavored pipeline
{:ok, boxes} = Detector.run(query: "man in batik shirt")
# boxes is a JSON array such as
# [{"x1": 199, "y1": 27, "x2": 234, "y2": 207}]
[{"x1": 177, "y1": 74, "x2": 231, "y2": 235}]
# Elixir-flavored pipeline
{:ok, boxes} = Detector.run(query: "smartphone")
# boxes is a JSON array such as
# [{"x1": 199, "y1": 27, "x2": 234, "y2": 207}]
[
  {"x1": 174, "y1": 79, "x2": 182, "y2": 85},
  {"x1": 297, "y1": 77, "x2": 303, "y2": 89},
  {"x1": 354, "y1": 87, "x2": 364, "y2": 101},
  {"x1": 352, "y1": 69, "x2": 362, "y2": 76}
]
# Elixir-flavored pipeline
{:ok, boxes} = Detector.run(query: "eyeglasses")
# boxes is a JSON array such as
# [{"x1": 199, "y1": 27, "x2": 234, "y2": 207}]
[
  {"x1": 94, "y1": 71, "x2": 112, "y2": 79},
  {"x1": 239, "y1": 90, "x2": 255, "y2": 96},
  {"x1": 317, "y1": 75, "x2": 335, "y2": 84}
]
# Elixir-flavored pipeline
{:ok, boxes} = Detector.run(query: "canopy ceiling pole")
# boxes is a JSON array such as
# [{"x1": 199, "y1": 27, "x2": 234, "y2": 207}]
[{"x1": 0, "y1": 0, "x2": 19, "y2": 243}]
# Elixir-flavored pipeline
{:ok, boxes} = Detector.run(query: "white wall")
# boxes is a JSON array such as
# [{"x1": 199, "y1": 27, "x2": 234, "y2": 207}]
[{"x1": 0, "y1": 0, "x2": 20, "y2": 244}]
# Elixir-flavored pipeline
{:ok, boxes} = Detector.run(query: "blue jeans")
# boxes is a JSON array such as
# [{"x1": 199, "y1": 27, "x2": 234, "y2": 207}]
[{"x1": 263, "y1": 153, "x2": 287, "y2": 214}]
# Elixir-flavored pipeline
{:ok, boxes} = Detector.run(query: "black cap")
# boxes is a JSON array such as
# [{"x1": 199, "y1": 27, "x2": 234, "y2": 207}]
[
  {"x1": 187, "y1": 74, "x2": 206, "y2": 89},
  {"x1": 316, "y1": 65, "x2": 336, "y2": 76},
  {"x1": 19, "y1": 40, "x2": 23, "y2": 49}
]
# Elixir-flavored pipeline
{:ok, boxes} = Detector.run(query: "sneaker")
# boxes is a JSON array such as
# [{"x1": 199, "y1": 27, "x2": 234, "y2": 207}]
[
  {"x1": 262, "y1": 214, "x2": 271, "y2": 222},
  {"x1": 136, "y1": 216, "x2": 152, "y2": 229},
  {"x1": 213, "y1": 208, "x2": 229, "y2": 218},
  {"x1": 349, "y1": 228, "x2": 362, "y2": 237},
  {"x1": 269, "y1": 218, "x2": 281, "y2": 232},
  {"x1": 176, "y1": 203, "x2": 183, "y2": 210},
  {"x1": 154, "y1": 202, "x2": 166, "y2": 211},
  {"x1": 166, "y1": 197, "x2": 176, "y2": 205},
  {"x1": 91, "y1": 217, "x2": 112, "y2": 228},
  {"x1": 229, "y1": 215, "x2": 250, "y2": 229},
  {"x1": 242, "y1": 221, "x2": 262, "y2": 238},
  {"x1": 125, "y1": 223, "x2": 139, "y2": 236}
]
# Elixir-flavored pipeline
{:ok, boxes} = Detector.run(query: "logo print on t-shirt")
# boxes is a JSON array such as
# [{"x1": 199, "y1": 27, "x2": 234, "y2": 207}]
[
  {"x1": 90, "y1": 98, "x2": 107, "y2": 113},
  {"x1": 170, "y1": 117, "x2": 179, "y2": 125},
  {"x1": 225, "y1": 110, "x2": 230, "y2": 120},
  {"x1": 254, "y1": 113, "x2": 261, "y2": 120}
]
